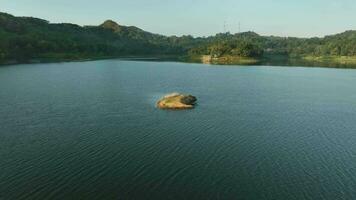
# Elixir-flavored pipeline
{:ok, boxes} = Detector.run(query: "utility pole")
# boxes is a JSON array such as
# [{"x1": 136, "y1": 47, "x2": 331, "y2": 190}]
[
  {"x1": 238, "y1": 21, "x2": 241, "y2": 34},
  {"x1": 223, "y1": 21, "x2": 226, "y2": 33}
]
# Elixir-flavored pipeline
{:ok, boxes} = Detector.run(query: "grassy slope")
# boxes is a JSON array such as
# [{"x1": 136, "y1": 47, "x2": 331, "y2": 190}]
[{"x1": 303, "y1": 56, "x2": 356, "y2": 64}]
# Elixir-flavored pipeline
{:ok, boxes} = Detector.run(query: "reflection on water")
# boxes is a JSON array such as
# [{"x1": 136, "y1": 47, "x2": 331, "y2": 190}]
[{"x1": 126, "y1": 55, "x2": 356, "y2": 69}]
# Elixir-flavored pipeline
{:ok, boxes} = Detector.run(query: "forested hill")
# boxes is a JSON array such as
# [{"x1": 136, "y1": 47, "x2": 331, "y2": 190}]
[
  {"x1": 0, "y1": 12, "x2": 356, "y2": 65},
  {"x1": 188, "y1": 31, "x2": 356, "y2": 58},
  {"x1": 0, "y1": 12, "x2": 200, "y2": 63}
]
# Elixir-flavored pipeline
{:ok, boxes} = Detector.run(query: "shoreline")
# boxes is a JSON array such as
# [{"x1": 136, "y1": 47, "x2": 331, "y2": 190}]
[
  {"x1": 0, "y1": 55, "x2": 181, "y2": 67},
  {"x1": 2, "y1": 55, "x2": 356, "y2": 69},
  {"x1": 302, "y1": 56, "x2": 356, "y2": 65}
]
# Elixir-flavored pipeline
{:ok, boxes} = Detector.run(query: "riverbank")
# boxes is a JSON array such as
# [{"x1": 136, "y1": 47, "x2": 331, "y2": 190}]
[
  {"x1": 183, "y1": 54, "x2": 356, "y2": 68},
  {"x1": 303, "y1": 56, "x2": 356, "y2": 65},
  {"x1": 184, "y1": 55, "x2": 260, "y2": 65},
  {"x1": 0, "y1": 54, "x2": 181, "y2": 67},
  {"x1": 2, "y1": 54, "x2": 356, "y2": 69},
  {"x1": 0, "y1": 55, "x2": 115, "y2": 66}
]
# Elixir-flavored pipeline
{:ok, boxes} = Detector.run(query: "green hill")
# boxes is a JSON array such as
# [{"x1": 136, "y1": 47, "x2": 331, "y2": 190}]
[
  {"x1": 1, "y1": 12, "x2": 356, "y2": 65},
  {"x1": 0, "y1": 12, "x2": 191, "y2": 64}
]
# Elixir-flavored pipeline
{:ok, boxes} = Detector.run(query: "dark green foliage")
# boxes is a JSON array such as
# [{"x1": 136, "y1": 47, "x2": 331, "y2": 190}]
[
  {"x1": 189, "y1": 32, "x2": 265, "y2": 58},
  {"x1": 189, "y1": 31, "x2": 356, "y2": 58},
  {"x1": 0, "y1": 12, "x2": 191, "y2": 63},
  {"x1": 0, "y1": 12, "x2": 356, "y2": 64},
  {"x1": 264, "y1": 31, "x2": 356, "y2": 57}
]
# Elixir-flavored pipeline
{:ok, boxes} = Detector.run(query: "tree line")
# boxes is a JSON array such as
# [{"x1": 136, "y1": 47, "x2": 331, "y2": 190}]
[{"x1": 1, "y1": 12, "x2": 356, "y2": 64}]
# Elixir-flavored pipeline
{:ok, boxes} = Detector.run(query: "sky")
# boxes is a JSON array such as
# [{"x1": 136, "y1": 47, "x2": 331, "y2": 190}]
[{"x1": 1, "y1": 0, "x2": 356, "y2": 37}]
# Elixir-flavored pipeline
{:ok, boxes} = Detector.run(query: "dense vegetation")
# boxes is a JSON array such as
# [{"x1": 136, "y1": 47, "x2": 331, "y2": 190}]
[
  {"x1": 188, "y1": 31, "x2": 356, "y2": 59},
  {"x1": 188, "y1": 32, "x2": 264, "y2": 58},
  {"x1": 1, "y1": 12, "x2": 356, "y2": 65},
  {"x1": 0, "y1": 12, "x2": 200, "y2": 63}
]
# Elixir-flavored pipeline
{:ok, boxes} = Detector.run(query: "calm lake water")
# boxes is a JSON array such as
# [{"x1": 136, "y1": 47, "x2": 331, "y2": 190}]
[{"x1": 1, "y1": 60, "x2": 356, "y2": 200}]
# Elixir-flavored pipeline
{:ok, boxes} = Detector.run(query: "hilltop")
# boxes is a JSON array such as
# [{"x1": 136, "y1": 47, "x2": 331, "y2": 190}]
[{"x1": 100, "y1": 20, "x2": 122, "y2": 32}]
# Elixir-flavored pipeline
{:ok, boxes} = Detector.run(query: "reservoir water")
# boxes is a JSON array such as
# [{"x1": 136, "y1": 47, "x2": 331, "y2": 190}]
[{"x1": 1, "y1": 60, "x2": 356, "y2": 199}]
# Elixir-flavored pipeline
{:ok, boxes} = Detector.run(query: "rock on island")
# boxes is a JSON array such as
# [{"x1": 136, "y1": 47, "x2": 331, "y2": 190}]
[{"x1": 157, "y1": 93, "x2": 197, "y2": 109}]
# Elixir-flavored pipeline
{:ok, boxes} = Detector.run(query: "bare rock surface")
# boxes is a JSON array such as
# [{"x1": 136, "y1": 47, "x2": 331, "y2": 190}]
[{"x1": 157, "y1": 93, "x2": 197, "y2": 109}]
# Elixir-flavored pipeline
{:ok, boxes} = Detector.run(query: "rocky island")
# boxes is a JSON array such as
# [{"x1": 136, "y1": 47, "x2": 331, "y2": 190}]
[{"x1": 157, "y1": 93, "x2": 197, "y2": 109}]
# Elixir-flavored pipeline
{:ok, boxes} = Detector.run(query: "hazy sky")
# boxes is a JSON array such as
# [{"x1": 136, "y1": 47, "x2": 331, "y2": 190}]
[{"x1": 1, "y1": 0, "x2": 356, "y2": 37}]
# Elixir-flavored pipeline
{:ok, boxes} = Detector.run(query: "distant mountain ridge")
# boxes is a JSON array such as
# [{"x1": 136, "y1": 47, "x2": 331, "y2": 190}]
[
  {"x1": 0, "y1": 12, "x2": 191, "y2": 63},
  {"x1": 0, "y1": 12, "x2": 356, "y2": 65}
]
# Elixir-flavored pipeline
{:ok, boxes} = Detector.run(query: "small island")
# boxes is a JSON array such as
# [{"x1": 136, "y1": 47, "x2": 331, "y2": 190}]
[{"x1": 157, "y1": 93, "x2": 197, "y2": 109}]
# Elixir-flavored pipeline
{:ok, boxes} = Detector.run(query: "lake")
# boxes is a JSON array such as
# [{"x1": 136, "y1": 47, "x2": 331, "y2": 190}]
[{"x1": 1, "y1": 60, "x2": 356, "y2": 200}]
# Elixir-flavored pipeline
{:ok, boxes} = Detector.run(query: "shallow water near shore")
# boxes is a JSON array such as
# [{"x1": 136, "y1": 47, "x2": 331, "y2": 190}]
[{"x1": 1, "y1": 60, "x2": 356, "y2": 199}]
